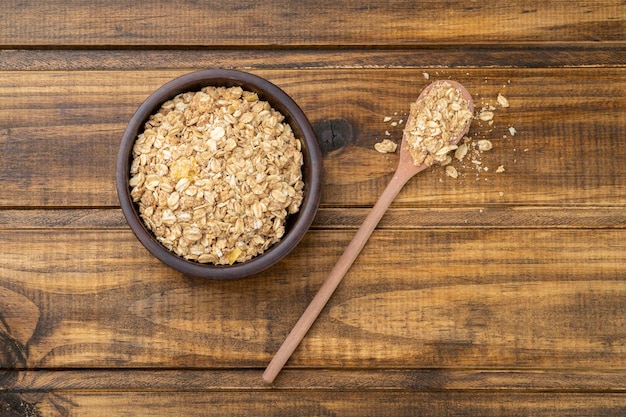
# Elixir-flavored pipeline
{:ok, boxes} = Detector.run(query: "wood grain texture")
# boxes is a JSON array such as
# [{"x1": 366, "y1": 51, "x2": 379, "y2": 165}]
[
  {"x1": 5, "y1": 369, "x2": 626, "y2": 414},
  {"x1": 1, "y1": 207, "x2": 626, "y2": 230},
  {"x1": 2, "y1": 47, "x2": 626, "y2": 71},
  {"x1": 7, "y1": 369, "x2": 626, "y2": 391},
  {"x1": 1, "y1": 0, "x2": 624, "y2": 46},
  {"x1": 2, "y1": 0, "x2": 626, "y2": 414},
  {"x1": 1, "y1": 228, "x2": 624, "y2": 369},
  {"x1": 2, "y1": 390, "x2": 626, "y2": 417},
  {"x1": 1, "y1": 68, "x2": 624, "y2": 207}
]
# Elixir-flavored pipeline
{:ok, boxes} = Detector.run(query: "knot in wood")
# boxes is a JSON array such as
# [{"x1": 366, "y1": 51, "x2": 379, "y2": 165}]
[{"x1": 313, "y1": 119, "x2": 355, "y2": 155}]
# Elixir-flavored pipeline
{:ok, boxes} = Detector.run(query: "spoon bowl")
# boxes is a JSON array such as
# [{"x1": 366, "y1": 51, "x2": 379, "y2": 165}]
[
  {"x1": 263, "y1": 80, "x2": 474, "y2": 384},
  {"x1": 397, "y1": 79, "x2": 474, "y2": 178}
]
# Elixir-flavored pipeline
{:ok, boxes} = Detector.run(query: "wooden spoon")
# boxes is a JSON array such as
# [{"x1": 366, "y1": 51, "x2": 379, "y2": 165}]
[{"x1": 263, "y1": 80, "x2": 474, "y2": 384}]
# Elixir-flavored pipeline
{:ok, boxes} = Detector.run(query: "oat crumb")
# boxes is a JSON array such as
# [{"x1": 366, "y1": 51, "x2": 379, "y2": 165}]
[
  {"x1": 477, "y1": 139, "x2": 493, "y2": 151},
  {"x1": 496, "y1": 165, "x2": 505, "y2": 173},
  {"x1": 497, "y1": 93, "x2": 510, "y2": 108},
  {"x1": 508, "y1": 126, "x2": 517, "y2": 136},
  {"x1": 374, "y1": 138, "x2": 398, "y2": 153},
  {"x1": 423, "y1": 72, "x2": 430, "y2": 80},
  {"x1": 445, "y1": 165, "x2": 458, "y2": 179},
  {"x1": 383, "y1": 116, "x2": 392, "y2": 123},
  {"x1": 478, "y1": 110, "x2": 494, "y2": 121}
]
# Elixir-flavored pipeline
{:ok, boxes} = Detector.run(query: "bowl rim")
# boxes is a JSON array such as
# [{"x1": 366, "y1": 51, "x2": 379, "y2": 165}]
[{"x1": 116, "y1": 69, "x2": 322, "y2": 279}]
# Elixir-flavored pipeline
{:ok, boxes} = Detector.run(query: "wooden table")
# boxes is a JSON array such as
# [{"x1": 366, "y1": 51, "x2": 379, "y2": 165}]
[{"x1": 2, "y1": 1, "x2": 625, "y2": 415}]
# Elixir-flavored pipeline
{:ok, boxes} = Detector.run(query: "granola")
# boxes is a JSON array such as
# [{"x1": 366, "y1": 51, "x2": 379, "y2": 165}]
[{"x1": 129, "y1": 86, "x2": 304, "y2": 265}]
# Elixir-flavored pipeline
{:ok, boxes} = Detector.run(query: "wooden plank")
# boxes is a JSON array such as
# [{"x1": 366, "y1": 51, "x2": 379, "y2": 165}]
[
  {"x1": 2, "y1": 1, "x2": 624, "y2": 415},
  {"x1": 5, "y1": 368, "x2": 626, "y2": 414},
  {"x1": 9, "y1": 369, "x2": 626, "y2": 391},
  {"x1": 2, "y1": 0, "x2": 624, "y2": 47},
  {"x1": 312, "y1": 206, "x2": 626, "y2": 229},
  {"x1": 0, "y1": 209, "x2": 128, "y2": 229},
  {"x1": 1, "y1": 68, "x2": 625, "y2": 207},
  {"x1": 3, "y1": 390, "x2": 626, "y2": 417},
  {"x1": 1, "y1": 228, "x2": 624, "y2": 369},
  {"x1": 1, "y1": 206, "x2": 626, "y2": 230},
  {"x1": 2, "y1": 47, "x2": 625, "y2": 71}
]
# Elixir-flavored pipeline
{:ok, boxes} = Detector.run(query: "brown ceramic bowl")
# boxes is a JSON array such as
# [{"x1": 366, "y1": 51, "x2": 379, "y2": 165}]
[{"x1": 116, "y1": 69, "x2": 322, "y2": 279}]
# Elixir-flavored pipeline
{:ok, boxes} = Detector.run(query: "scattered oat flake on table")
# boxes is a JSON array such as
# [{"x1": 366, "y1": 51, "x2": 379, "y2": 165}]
[
  {"x1": 423, "y1": 72, "x2": 430, "y2": 80},
  {"x1": 383, "y1": 116, "x2": 392, "y2": 122},
  {"x1": 445, "y1": 165, "x2": 459, "y2": 179},
  {"x1": 477, "y1": 139, "x2": 493, "y2": 151},
  {"x1": 496, "y1": 165, "x2": 505, "y2": 173},
  {"x1": 479, "y1": 111, "x2": 494, "y2": 121},
  {"x1": 509, "y1": 126, "x2": 517, "y2": 136},
  {"x1": 374, "y1": 139, "x2": 398, "y2": 153},
  {"x1": 497, "y1": 93, "x2": 510, "y2": 108}
]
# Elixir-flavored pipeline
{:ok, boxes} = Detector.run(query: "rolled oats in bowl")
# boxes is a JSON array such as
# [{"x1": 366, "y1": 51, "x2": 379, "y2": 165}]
[
  {"x1": 117, "y1": 69, "x2": 322, "y2": 279},
  {"x1": 130, "y1": 86, "x2": 304, "y2": 265}
]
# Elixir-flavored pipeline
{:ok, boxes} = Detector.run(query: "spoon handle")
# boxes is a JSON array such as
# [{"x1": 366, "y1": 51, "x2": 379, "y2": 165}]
[{"x1": 263, "y1": 167, "x2": 420, "y2": 384}]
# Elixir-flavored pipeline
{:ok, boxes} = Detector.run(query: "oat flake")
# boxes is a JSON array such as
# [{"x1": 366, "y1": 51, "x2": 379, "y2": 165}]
[{"x1": 129, "y1": 86, "x2": 304, "y2": 265}]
